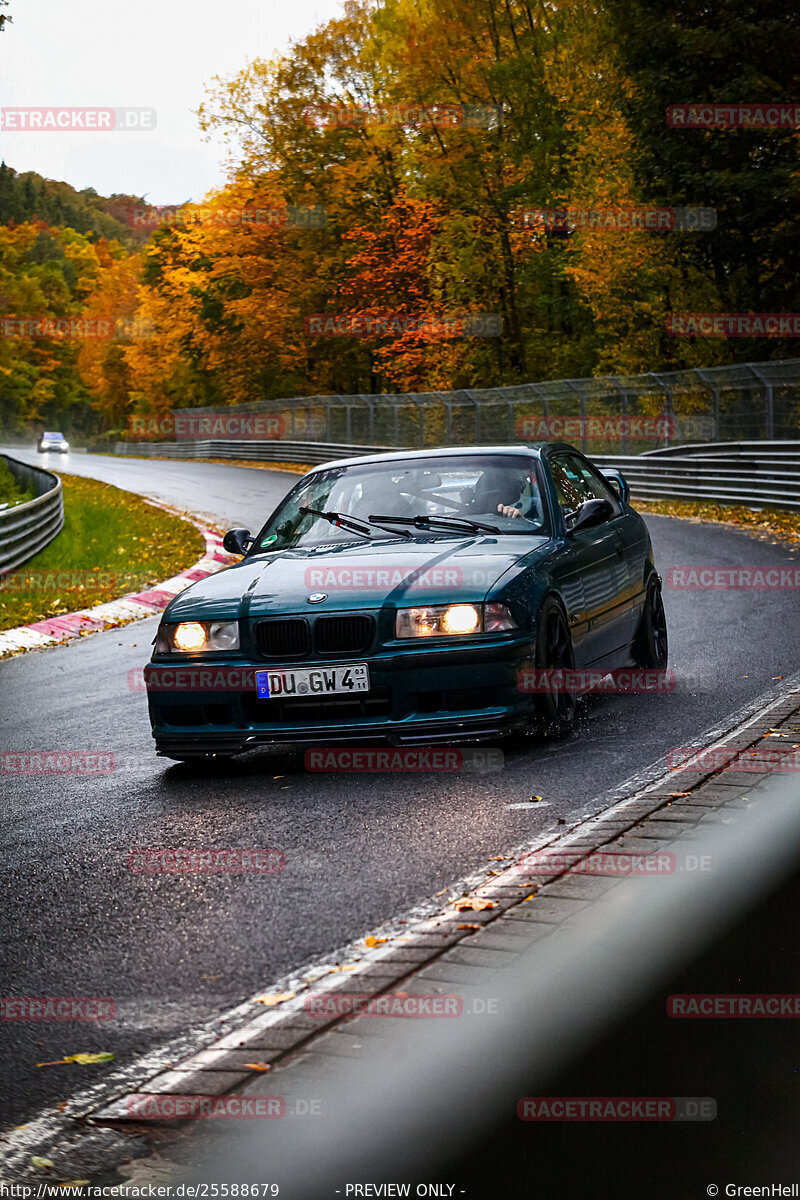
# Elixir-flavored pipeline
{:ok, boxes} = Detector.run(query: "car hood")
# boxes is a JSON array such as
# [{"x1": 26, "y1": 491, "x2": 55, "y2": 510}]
[{"x1": 164, "y1": 535, "x2": 551, "y2": 621}]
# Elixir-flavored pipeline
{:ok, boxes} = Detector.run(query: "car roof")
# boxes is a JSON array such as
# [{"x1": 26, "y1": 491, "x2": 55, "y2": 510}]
[{"x1": 306, "y1": 443, "x2": 583, "y2": 472}]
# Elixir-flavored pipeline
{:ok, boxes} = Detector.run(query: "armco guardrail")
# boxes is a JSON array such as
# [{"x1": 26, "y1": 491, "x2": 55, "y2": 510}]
[
  {"x1": 594, "y1": 440, "x2": 800, "y2": 510},
  {"x1": 113, "y1": 438, "x2": 800, "y2": 511},
  {"x1": 0, "y1": 455, "x2": 64, "y2": 573},
  {"x1": 112, "y1": 438, "x2": 393, "y2": 465}
]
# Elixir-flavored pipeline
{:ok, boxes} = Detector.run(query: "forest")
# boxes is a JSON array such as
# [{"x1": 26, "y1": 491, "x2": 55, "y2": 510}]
[{"x1": 0, "y1": 0, "x2": 797, "y2": 439}]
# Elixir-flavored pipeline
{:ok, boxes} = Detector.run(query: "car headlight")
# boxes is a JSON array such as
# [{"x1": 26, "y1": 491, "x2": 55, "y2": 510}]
[
  {"x1": 395, "y1": 603, "x2": 517, "y2": 639},
  {"x1": 156, "y1": 620, "x2": 240, "y2": 653}
]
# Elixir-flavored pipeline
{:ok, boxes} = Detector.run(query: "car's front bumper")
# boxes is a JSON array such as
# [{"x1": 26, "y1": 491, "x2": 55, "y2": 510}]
[{"x1": 146, "y1": 636, "x2": 535, "y2": 757}]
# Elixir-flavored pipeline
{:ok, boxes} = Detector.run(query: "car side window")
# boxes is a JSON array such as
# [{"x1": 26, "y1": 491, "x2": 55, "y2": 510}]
[{"x1": 549, "y1": 453, "x2": 620, "y2": 521}]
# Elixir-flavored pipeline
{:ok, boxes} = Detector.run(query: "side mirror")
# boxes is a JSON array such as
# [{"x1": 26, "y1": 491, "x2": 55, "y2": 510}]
[
  {"x1": 568, "y1": 498, "x2": 614, "y2": 534},
  {"x1": 601, "y1": 469, "x2": 630, "y2": 505},
  {"x1": 223, "y1": 528, "x2": 253, "y2": 556}
]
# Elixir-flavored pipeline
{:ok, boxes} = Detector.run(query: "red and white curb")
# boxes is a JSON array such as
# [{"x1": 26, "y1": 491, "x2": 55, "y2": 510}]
[{"x1": 0, "y1": 525, "x2": 236, "y2": 658}]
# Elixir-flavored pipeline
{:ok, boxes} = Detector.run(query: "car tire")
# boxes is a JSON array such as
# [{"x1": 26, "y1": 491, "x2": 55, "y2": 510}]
[
  {"x1": 633, "y1": 575, "x2": 668, "y2": 669},
  {"x1": 532, "y1": 596, "x2": 577, "y2": 739}
]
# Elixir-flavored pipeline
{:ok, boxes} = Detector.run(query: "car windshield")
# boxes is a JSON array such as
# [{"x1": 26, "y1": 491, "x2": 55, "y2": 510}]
[
  {"x1": 43, "y1": 432, "x2": 64, "y2": 439},
  {"x1": 254, "y1": 455, "x2": 549, "y2": 551}
]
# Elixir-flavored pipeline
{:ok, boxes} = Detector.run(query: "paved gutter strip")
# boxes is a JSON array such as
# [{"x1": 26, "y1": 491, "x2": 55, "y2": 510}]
[{"x1": 0, "y1": 505, "x2": 235, "y2": 658}]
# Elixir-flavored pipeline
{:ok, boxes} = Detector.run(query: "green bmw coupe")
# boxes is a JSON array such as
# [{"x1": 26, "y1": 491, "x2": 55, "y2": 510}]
[{"x1": 145, "y1": 443, "x2": 667, "y2": 759}]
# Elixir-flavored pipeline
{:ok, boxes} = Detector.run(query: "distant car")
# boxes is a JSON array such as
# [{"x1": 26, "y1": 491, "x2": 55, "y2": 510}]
[
  {"x1": 37, "y1": 431, "x2": 69, "y2": 454},
  {"x1": 146, "y1": 443, "x2": 668, "y2": 761}
]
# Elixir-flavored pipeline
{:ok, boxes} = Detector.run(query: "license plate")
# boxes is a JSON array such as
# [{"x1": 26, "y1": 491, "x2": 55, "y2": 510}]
[{"x1": 255, "y1": 663, "x2": 371, "y2": 699}]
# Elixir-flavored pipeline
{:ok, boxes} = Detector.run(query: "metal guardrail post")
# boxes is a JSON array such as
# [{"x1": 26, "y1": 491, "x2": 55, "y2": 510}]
[
  {"x1": 747, "y1": 364, "x2": 774, "y2": 439},
  {"x1": 618, "y1": 385, "x2": 629, "y2": 454},
  {"x1": 647, "y1": 371, "x2": 674, "y2": 447},
  {"x1": 696, "y1": 369, "x2": 721, "y2": 441},
  {"x1": 562, "y1": 380, "x2": 586, "y2": 451}
]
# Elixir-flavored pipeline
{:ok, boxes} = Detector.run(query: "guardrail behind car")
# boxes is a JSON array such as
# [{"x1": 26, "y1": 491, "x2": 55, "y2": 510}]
[
  {"x1": 0, "y1": 454, "x2": 64, "y2": 574},
  {"x1": 593, "y1": 440, "x2": 800, "y2": 511},
  {"x1": 112, "y1": 438, "x2": 395, "y2": 465},
  {"x1": 112, "y1": 438, "x2": 800, "y2": 511}
]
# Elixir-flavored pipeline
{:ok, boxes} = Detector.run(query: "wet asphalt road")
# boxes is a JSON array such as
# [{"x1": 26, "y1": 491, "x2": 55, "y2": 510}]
[{"x1": 1, "y1": 448, "x2": 799, "y2": 1127}]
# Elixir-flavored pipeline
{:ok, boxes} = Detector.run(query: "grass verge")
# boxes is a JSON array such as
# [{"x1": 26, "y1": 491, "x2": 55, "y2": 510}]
[
  {"x1": 0, "y1": 474, "x2": 205, "y2": 631},
  {"x1": 635, "y1": 498, "x2": 800, "y2": 545},
  {"x1": 0, "y1": 458, "x2": 35, "y2": 507}
]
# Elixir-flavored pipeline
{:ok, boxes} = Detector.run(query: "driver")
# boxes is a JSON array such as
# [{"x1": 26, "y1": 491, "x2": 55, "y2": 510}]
[{"x1": 472, "y1": 470, "x2": 538, "y2": 520}]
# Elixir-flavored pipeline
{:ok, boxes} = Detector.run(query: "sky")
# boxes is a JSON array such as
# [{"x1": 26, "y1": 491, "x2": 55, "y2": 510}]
[{"x1": 0, "y1": 0, "x2": 343, "y2": 204}]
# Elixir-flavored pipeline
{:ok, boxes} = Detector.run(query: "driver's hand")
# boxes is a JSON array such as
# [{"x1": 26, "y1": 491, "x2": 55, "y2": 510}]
[{"x1": 497, "y1": 503, "x2": 523, "y2": 518}]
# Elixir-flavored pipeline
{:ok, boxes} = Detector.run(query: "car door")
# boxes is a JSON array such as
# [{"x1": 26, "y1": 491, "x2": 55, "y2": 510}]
[{"x1": 546, "y1": 450, "x2": 632, "y2": 665}]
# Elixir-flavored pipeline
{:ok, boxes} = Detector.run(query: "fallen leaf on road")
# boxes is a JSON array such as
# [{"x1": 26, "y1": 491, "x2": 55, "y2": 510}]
[
  {"x1": 255, "y1": 992, "x2": 295, "y2": 1007},
  {"x1": 530, "y1": 796, "x2": 544, "y2": 803},
  {"x1": 37, "y1": 1053, "x2": 115, "y2": 1067},
  {"x1": 522, "y1": 894, "x2": 536, "y2": 901},
  {"x1": 457, "y1": 924, "x2": 480, "y2": 930},
  {"x1": 365, "y1": 936, "x2": 388, "y2": 947},
  {"x1": 59, "y1": 1183, "x2": 90, "y2": 1189},
  {"x1": 556, "y1": 818, "x2": 566, "y2": 825},
  {"x1": 31, "y1": 1157, "x2": 54, "y2": 1168},
  {"x1": 452, "y1": 898, "x2": 494, "y2": 911},
  {"x1": 243, "y1": 1062, "x2": 272, "y2": 1071}
]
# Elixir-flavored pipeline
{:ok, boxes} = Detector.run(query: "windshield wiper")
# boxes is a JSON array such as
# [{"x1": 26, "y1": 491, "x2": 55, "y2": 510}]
[
  {"x1": 298, "y1": 506, "x2": 412, "y2": 540},
  {"x1": 368, "y1": 512, "x2": 500, "y2": 535}
]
